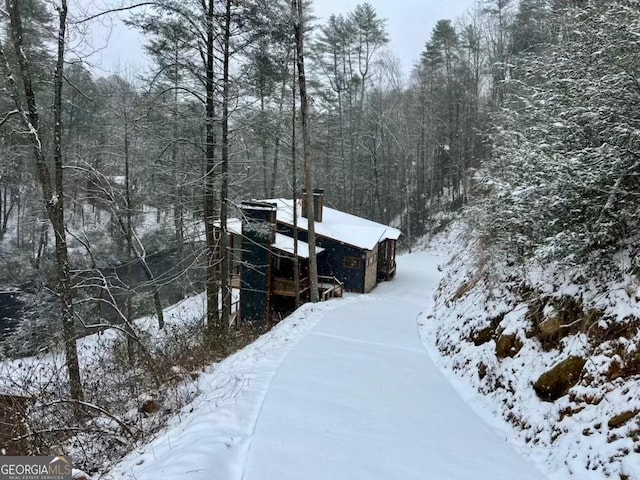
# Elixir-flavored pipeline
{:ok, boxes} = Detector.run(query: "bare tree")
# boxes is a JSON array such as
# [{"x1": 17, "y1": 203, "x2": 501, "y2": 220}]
[
  {"x1": 3, "y1": 0, "x2": 83, "y2": 416},
  {"x1": 219, "y1": 0, "x2": 232, "y2": 328},
  {"x1": 202, "y1": 0, "x2": 220, "y2": 332},
  {"x1": 292, "y1": 0, "x2": 319, "y2": 303}
]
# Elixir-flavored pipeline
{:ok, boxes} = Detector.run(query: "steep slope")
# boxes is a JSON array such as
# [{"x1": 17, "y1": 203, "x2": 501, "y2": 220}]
[{"x1": 423, "y1": 225, "x2": 640, "y2": 480}]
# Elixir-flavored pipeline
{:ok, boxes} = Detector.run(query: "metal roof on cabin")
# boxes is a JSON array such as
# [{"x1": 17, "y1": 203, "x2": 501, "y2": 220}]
[
  {"x1": 271, "y1": 233, "x2": 324, "y2": 259},
  {"x1": 259, "y1": 198, "x2": 401, "y2": 251}
]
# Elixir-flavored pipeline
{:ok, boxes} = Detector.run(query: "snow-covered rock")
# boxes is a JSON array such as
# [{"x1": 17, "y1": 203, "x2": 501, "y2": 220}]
[{"x1": 421, "y1": 223, "x2": 640, "y2": 480}]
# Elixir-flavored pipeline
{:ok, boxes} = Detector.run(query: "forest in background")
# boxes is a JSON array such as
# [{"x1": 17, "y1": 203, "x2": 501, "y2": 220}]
[
  {"x1": 2, "y1": 0, "x2": 639, "y2": 474},
  {"x1": 0, "y1": 0, "x2": 507, "y2": 360}
]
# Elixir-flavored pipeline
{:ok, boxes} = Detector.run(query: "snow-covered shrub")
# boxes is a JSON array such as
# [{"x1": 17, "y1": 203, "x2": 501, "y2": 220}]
[
  {"x1": 472, "y1": 2, "x2": 640, "y2": 269},
  {"x1": 0, "y1": 294, "x2": 263, "y2": 474}
]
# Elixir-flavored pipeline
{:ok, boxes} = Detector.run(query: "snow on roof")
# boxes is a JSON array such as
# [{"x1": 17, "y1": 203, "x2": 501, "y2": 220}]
[
  {"x1": 226, "y1": 218, "x2": 243, "y2": 236},
  {"x1": 212, "y1": 218, "x2": 243, "y2": 236},
  {"x1": 212, "y1": 219, "x2": 322, "y2": 259},
  {"x1": 260, "y1": 199, "x2": 401, "y2": 251},
  {"x1": 240, "y1": 202, "x2": 277, "y2": 211},
  {"x1": 272, "y1": 233, "x2": 324, "y2": 259}
]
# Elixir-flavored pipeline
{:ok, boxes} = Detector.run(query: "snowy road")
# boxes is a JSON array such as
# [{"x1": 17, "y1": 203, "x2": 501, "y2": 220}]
[
  {"x1": 241, "y1": 253, "x2": 547, "y2": 480},
  {"x1": 107, "y1": 252, "x2": 548, "y2": 480}
]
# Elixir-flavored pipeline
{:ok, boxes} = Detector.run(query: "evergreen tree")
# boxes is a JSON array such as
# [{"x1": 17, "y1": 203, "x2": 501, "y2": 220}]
[
  {"x1": 511, "y1": 0, "x2": 551, "y2": 56},
  {"x1": 476, "y1": 1, "x2": 640, "y2": 266}
]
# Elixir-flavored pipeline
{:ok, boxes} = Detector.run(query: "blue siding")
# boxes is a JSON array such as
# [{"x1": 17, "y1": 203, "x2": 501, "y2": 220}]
[
  {"x1": 276, "y1": 224, "x2": 366, "y2": 293},
  {"x1": 240, "y1": 205, "x2": 276, "y2": 323}
]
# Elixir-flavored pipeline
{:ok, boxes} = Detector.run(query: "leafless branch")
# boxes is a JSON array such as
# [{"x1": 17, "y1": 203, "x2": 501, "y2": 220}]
[
  {"x1": 41, "y1": 399, "x2": 140, "y2": 437},
  {"x1": 0, "y1": 108, "x2": 19, "y2": 127},
  {"x1": 75, "y1": 2, "x2": 157, "y2": 24}
]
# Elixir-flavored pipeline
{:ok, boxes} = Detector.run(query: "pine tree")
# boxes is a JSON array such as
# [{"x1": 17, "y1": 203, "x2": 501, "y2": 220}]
[{"x1": 476, "y1": 1, "x2": 640, "y2": 266}]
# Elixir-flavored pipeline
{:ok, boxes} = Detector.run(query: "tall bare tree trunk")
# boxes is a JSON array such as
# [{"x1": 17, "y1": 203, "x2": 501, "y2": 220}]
[
  {"x1": 124, "y1": 109, "x2": 136, "y2": 363},
  {"x1": 122, "y1": 96, "x2": 164, "y2": 331},
  {"x1": 220, "y1": 0, "x2": 232, "y2": 327},
  {"x1": 260, "y1": 95, "x2": 269, "y2": 197},
  {"x1": 172, "y1": 45, "x2": 184, "y2": 261},
  {"x1": 203, "y1": 0, "x2": 220, "y2": 331},
  {"x1": 293, "y1": 0, "x2": 319, "y2": 303},
  {"x1": 270, "y1": 68, "x2": 289, "y2": 197},
  {"x1": 5, "y1": 0, "x2": 84, "y2": 418},
  {"x1": 291, "y1": 56, "x2": 301, "y2": 308}
]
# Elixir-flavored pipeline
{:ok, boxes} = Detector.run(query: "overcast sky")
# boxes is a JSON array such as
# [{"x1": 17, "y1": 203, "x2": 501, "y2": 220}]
[
  {"x1": 82, "y1": 0, "x2": 476, "y2": 77},
  {"x1": 312, "y1": 0, "x2": 475, "y2": 72}
]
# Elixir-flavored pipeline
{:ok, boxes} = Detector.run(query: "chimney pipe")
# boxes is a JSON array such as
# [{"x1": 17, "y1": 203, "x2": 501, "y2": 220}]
[
  {"x1": 240, "y1": 201, "x2": 277, "y2": 244},
  {"x1": 301, "y1": 189, "x2": 324, "y2": 222}
]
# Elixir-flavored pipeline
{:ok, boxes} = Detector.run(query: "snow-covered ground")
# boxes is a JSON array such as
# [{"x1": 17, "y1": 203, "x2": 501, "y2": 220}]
[
  {"x1": 103, "y1": 243, "x2": 548, "y2": 480},
  {"x1": 0, "y1": 287, "x2": 247, "y2": 397},
  {"x1": 0, "y1": 293, "x2": 211, "y2": 396}
]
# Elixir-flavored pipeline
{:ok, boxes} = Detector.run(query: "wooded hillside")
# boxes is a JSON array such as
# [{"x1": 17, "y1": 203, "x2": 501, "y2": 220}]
[{"x1": 1, "y1": 0, "x2": 638, "y2": 475}]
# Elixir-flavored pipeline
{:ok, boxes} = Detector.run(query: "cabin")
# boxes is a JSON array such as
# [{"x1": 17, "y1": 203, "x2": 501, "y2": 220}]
[{"x1": 235, "y1": 191, "x2": 401, "y2": 323}]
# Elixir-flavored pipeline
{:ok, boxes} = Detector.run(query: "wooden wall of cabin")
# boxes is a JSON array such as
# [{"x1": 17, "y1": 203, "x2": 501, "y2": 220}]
[
  {"x1": 320, "y1": 241, "x2": 366, "y2": 293},
  {"x1": 364, "y1": 244, "x2": 378, "y2": 293}
]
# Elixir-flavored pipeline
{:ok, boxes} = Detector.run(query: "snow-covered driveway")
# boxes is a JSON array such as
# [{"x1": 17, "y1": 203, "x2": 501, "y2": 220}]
[
  {"x1": 107, "y1": 252, "x2": 547, "y2": 480},
  {"x1": 240, "y1": 253, "x2": 547, "y2": 480}
]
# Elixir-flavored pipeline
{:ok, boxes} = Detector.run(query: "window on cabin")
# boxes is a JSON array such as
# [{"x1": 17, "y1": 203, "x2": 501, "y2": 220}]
[{"x1": 343, "y1": 256, "x2": 362, "y2": 269}]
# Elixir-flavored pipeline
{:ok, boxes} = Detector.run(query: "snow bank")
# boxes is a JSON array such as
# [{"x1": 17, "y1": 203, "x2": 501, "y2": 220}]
[{"x1": 420, "y1": 223, "x2": 640, "y2": 480}]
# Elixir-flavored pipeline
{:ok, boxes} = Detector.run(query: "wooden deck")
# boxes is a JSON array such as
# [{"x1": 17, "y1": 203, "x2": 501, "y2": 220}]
[
  {"x1": 272, "y1": 276, "x2": 343, "y2": 301},
  {"x1": 318, "y1": 276, "x2": 344, "y2": 301},
  {"x1": 272, "y1": 277, "x2": 310, "y2": 297},
  {"x1": 377, "y1": 261, "x2": 396, "y2": 281}
]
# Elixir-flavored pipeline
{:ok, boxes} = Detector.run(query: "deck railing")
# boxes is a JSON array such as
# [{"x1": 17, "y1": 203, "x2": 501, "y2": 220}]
[
  {"x1": 318, "y1": 276, "x2": 344, "y2": 301},
  {"x1": 272, "y1": 276, "x2": 310, "y2": 297},
  {"x1": 228, "y1": 298, "x2": 240, "y2": 328},
  {"x1": 377, "y1": 260, "x2": 396, "y2": 279},
  {"x1": 272, "y1": 275, "x2": 343, "y2": 301}
]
